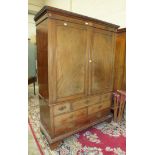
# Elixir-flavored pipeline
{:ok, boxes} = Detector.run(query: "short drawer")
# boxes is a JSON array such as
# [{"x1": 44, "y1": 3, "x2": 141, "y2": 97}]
[
  {"x1": 87, "y1": 95, "x2": 101, "y2": 105},
  {"x1": 72, "y1": 98, "x2": 88, "y2": 110},
  {"x1": 87, "y1": 108, "x2": 111, "y2": 123},
  {"x1": 88, "y1": 100, "x2": 111, "y2": 115},
  {"x1": 101, "y1": 93, "x2": 112, "y2": 101},
  {"x1": 54, "y1": 108, "x2": 87, "y2": 127},
  {"x1": 54, "y1": 102, "x2": 70, "y2": 116},
  {"x1": 72, "y1": 95, "x2": 101, "y2": 111}
]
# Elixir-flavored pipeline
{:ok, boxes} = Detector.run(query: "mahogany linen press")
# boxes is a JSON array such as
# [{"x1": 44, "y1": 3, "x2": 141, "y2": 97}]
[{"x1": 34, "y1": 6, "x2": 119, "y2": 149}]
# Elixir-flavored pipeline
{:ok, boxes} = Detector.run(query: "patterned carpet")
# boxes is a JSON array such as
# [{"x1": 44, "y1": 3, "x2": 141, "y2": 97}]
[
  {"x1": 28, "y1": 89, "x2": 126, "y2": 155},
  {"x1": 28, "y1": 124, "x2": 42, "y2": 155}
]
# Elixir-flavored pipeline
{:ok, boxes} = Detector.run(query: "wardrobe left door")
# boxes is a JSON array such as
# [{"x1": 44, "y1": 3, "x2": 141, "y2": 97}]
[{"x1": 54, "y1": 20, "x2": 88, "y2": 102}]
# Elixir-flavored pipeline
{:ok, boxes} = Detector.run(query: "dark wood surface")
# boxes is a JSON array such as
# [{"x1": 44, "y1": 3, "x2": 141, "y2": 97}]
[
  {"x1": 56, "y1": 21, "x2": 87, "y2": 100},
  {"x1": 34, "y1": 6, "x2": 119, "y2": 33},
  {"x1": 36, "y1": 20, "x2": 49, "y2": 99},
  {"x1": 114, "y1": 28, "x2": 126, "y2": 90},
  {"x1": 117, "y1": 28, "x2": 126, "y2": 33},
  {"x1": 91, "y1": 28, "x2": 114, "y2": 94},
  {"x1": 34, "y1": 6, "x2": 119, "y2": 28},
  {"x1": 41, "y1": 113, "x2": 113, "y2": 149},
  {"x1": 35, "y1": 6, "x2": 118, "y2": 149}
]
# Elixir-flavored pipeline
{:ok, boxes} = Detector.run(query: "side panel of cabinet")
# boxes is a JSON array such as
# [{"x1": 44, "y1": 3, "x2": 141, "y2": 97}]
[
  {"x1": 114, "y1": 29, "x2": 126, "y2": 90},
  {"x1": 55, "y1": 21, "x2": 88, "y2": 101},
  {"x1": 90, "y1": 28, "x2": 115, "y2": 94},
  {"x1": 36, "y1": 20, "x2": 49, "y2": 99}
]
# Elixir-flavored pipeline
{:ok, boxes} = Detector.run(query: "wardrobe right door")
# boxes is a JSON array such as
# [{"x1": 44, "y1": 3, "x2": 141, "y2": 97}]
[{"x1": 90, "y1": 28, "x2": 115, "y2": 95}]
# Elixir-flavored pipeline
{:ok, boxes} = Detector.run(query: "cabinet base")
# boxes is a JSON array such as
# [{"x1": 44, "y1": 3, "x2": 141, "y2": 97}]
[
  {"x1": 40, "y1": 113, "x2": 113, "y2": 150},
  {"x1": 50, "y1": 141, "x2": 61, "y2": 150}
]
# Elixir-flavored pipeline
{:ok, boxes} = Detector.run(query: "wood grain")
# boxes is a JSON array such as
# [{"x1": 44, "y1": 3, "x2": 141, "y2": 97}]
[
  {"x1": 114, "y1": 28, "x2": 126, "y2": 90},
  {"x1": 53, "y1": 102, "x2": 71, "y2": 116},
  {"x1": 34, "y1": 6, "x2": 119, "y2": 31},
  {"x1": 35, "y1": 6, "x2": 118, "y2": 149},
  {"x1": 88, "y1": 100, "x2": 111, "y2": 114},
  {"x1": 91, "y1": 29, "x2": 114, "y2": 94},
  {"x1": 56, "y1": 21, "x2": 87, "y2": 100},
  {"x1": 36, "y1": 20, "x2": 48, "y2": 99}
]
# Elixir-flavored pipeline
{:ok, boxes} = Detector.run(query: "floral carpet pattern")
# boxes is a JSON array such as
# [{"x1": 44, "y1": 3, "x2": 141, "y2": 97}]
[{"x1": 28, "y1": 94, "x2": 126, "y2": 155}]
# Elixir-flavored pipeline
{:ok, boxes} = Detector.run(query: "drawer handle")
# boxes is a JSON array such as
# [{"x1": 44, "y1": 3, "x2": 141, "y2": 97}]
[
  {"x1": 58, "y1": 106, "x2": 66, "y2": 111},
  {"x1": 85, "y1": 22, "x2": 89, "y2": 25}
]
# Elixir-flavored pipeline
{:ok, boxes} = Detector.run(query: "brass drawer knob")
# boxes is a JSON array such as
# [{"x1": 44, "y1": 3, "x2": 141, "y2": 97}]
[
  {"x1": 64, "y1": 23, "x2": 67, "y2": 26},
  {"x1": 89, "y1": 60, "x2": 92, "y2": 63},
  {"x1": 85, "y1": 22, "x2": 89, "y2": 25}
]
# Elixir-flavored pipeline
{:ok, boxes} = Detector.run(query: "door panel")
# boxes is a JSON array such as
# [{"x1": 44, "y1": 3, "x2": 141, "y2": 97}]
[
  {"x1": 91, "y1": 29, "x2": 114, "y2": 94},
  {"x1": 56, "y1": 22, "x2": 87, "y2": 100}
]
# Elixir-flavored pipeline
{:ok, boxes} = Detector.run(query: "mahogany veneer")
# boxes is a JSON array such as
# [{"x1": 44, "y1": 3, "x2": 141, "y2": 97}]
[
  {"x1": 114, "y1": 28, "x2": 126, "y2": 90},
  {"x1": 34, "y1": 6, "x2": 119, "y2": 149}
]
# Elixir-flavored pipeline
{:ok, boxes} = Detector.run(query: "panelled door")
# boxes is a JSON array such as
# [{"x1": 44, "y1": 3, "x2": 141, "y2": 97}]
[
  {"x1": 55, "y1": 21, "x2": 88, "y2": 101},
  {"x1": 90, "y1": 28, "x2": 115, "y2": 94}
]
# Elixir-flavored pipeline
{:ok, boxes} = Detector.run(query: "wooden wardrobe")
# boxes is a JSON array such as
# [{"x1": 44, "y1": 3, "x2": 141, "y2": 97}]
[{"x1": 34, "y1": 6, "x2": 119, "y2": 149}]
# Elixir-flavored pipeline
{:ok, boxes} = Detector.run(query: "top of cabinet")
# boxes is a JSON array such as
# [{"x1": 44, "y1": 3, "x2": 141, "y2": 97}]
[{"x1": 34, "y1": 6, "x2": 119, "y2": 30}]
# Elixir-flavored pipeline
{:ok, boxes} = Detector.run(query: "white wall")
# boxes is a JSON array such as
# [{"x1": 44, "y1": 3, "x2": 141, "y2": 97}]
[
  {"x1": 28, "y1": 14, "x2": 36, "y2": 43},
  {"x1": 45, "y1": 0, "x2": 71, "y2": 11},
  {"x1": 45, "y1": 0, "x2": 126, "y2": 28},
  {"x1": 28, "y1": 0, "x2": 44, "y2": 43}
]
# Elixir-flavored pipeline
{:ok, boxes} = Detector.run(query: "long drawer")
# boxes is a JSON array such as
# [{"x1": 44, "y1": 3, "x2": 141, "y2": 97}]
[
  {"x1": 54, "y1": 108, "x2": 88, "y2": 136},
  {"x1": 54, "y1": 108, "x2": 87, "y2": 127},
  {"x1": 54, "y1": 107, "x2": 111, "y2": 136},
  {"x1": 54, "y1": 121, "x2": 76, "y2": 136}
]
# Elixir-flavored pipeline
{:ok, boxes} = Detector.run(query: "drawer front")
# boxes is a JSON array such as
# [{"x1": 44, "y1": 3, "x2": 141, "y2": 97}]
[
  {"x1": 54, "y1": 112, "x2": 75, "y2": 127},
  {"x1": 88, "y1": 108, "x2": 111, "y2": 123},
  {"x1": 88, "y1": 100, "x2": 111, "y2": 115},
  {"x1": 72, "y1": 98, "x2": 88, "y2": 110},
  {"x1": 54, "y1": 102, "x2": 71, "y2": 116},
  {"x1": 74, "y1": 108, "x2": 88, "y2": 126},
  {"x1": 87, "y1": 95, "x2": 101, "y2": 105},
  {"x1": 54, "y1": 108, "x2": 87, "y2": 127},
  {"x1": 101, "y1": 93, "x2": 112, "y2": 101},
  {"x1": 72, "y1": 95, "x2": 101, "y2": 111},
  {"x1": 74, "y1": 108, "x2": 87, "y2": 118},
  {"x1": 54, "y1": 122, "x2": 75, "y2": 136}
]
